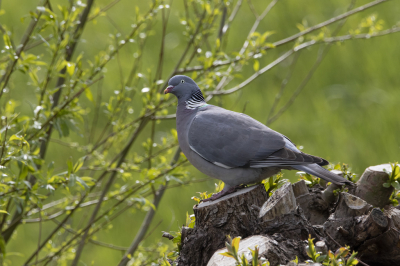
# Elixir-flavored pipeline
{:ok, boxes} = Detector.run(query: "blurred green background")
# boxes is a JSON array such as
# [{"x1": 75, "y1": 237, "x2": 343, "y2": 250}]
[{"x1": 2, "y1": 0, "x2": 400, "y2": 264}]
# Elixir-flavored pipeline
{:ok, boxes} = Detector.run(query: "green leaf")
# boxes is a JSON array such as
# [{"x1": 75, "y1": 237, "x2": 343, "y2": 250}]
[
  {"x1": 47, "y1": 161, "x2": 54, "y2": 178},
  {"x1": 392, "y1": 181, "x2": 400, "y2": 190},
  {"x1": 316, "y1": 255, "x2": 327, "y2": 262},
  {"x1": 0, "y1": 210, "x2": 9, "y2": 214},
  {"x1": 73, "y1": 157, "x2": 85, "y2": 173},
  {"x1": 85, "y1": 88, "x2": 94, "y2": 102},
  {"x1": 253, "y1": 60, "x2": 259, "y2": 72},
  {"x1": 231, "y1": 236, "x2": 241, "y2": 252},
  {"x1": 19, "y1": 164, "x2": 29, "y2": 180},
  {"x1": 383, "y1": 182, "x2": 391, "y2": 188},
  {"x1": 67, "y1": 158, "x2": 73, "y2": 175},
  {"x1": 66, "y1": 62, "x2": 75, "y2": 76},
  {"x1": 80, "y1": 177, "x2": 95, "y2": 186},
  {"x1": 76, "y1": 176, "x2": 89, "y2": 190},
  {"x1": 68, "y1": 173, "x2": 76, "y2": 187},
  {"x1": 219, "y1": 252, "x2": 235, "y2": 258},
  {"x1": 60, "y1": 118, "x2": 70, "y2": 137}
]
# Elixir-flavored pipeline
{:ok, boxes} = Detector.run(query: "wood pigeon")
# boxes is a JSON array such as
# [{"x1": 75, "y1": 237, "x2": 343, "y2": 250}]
[{"x1": 164, "y1": 75, "x2": 353, "y2": 201}]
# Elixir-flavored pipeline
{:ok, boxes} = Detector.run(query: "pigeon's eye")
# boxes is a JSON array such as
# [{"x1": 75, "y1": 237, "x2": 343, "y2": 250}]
[{"x1": 181, "y1": 79, "x2": 185, "y2": 83}]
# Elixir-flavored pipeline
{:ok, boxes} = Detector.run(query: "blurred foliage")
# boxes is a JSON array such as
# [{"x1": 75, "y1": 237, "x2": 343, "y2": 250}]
[
  {"x1": 220, "y1": 235, "x2": 269, "y2": 266},
  {"x1": 191, "y1": 180, "x2": 224, "y2": 203},
  {"x1": 306, "y1": 236, "x2": 359, "y2": 266},
  {"x1": 0, "y1": 0, "x2": 398, "y2": 265},
  {"x1": 263, "y1": 172, "x2": 288, "y2": 196},
  {"x1": 384, "y1": 163, "x2": 400, "y2": 205},
  {"x1": 297, "y1": 171, "x2": 320, "y2": 187}
]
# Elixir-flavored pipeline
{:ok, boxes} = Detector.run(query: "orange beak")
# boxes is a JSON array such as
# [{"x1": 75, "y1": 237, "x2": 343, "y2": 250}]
[{"x1": 164, "y1": 85, "x2": 174, "y2": 94}]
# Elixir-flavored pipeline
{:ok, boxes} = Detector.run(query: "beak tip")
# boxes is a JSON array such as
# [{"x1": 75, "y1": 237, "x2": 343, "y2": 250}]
[{"x1": 164, "y1": 85, "x2": 173, "y2": 94}]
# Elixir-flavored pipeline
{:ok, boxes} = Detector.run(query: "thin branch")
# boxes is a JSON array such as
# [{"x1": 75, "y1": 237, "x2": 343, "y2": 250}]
[
  {"x1": 88, "y1": 0, "x2": 123, "y2": 21},
  {"x1": 0, "y1": 0, "x2": 49, "y2": 99},
  {"x1": 151, "y1": 114, "x2": 176, "y2": 120},
  {"x1": 268, "y1": 29, "x2": 400, "y2": 124},
  {"x1": 218, "y1": 4, "x2": 227, "y2": 40},
  {"x1": 28, "y1": 76, "x2": 104, "y2": 141},
  {"x1": 266, "y1": 52, "x2": 301, "y2": 125},
  {"x1": 23, "y1": 192, "x2": 88, "y2": 265},
  {"x1": 176, "y1": 0, "x2": 390, "y2": 74},
  {"x1": 36, "y1": 160, "x2": 188, "y2": 266},
  {"x1": 220, "y1": 0, "x2": 243, "y2": 37},
  {"x1": 207, "y1": 48, "x2": 295, "y2": 96},
  {"x1": 52, "y1": 218, "x2": 129, "y2": 251},
  {"x1": 274, "y1": 0, "x2": 388, "y2": 48},
  {"x1": 160, "y1": 8, "x2": 207, "y2": 92},
  {"x1": 117, "y1": 148, "x2": 182, "y2": 266},
  {"x1": 246, "y1": 0, "x2": 259, "y2": 18},
  {"x1": 0, "y1": 117, "x2": 8, "y2": 163},
  {"x1": 203, "y1": 0, "x2": 279, "y2": 102},
  {"x1": 35, "y1": 209, "x2": 42, "y2": 265},
  {"x1": 155, "y1": 0, "x2": 172, "y2": 83},
  {"x1": 70, "y1": 118, "x2": 150, "y2": 265},
  {"x1": 37, "y1": 0, "x2": 95, "y2": 165},
  {"x1": 207, "y1": 26, "x2": 400, "y2": 97}
]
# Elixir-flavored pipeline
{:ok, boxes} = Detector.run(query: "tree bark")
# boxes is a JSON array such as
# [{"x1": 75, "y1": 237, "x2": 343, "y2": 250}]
[
  {"x1": 178, "y1": 185, "x2": 268, "y2": 266},
  {"x1": 171, "y1": 164, "x2": 400, "y2": 266}
]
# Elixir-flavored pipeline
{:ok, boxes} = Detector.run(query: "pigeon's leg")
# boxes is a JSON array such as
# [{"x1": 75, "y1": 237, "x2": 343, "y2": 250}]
[{"x1": 202, "y1": 184, "x2": 244, "y2": 202}]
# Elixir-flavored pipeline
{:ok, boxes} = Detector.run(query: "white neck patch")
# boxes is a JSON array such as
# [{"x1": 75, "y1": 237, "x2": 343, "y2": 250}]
[{"x1": 185, "y1": 91, "x2": 206, "y2": 110}]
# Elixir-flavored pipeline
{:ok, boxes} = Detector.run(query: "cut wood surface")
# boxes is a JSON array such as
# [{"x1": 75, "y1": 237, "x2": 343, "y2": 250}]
[
  {"x1": 259, "y1": 182, "x2": 296, "y2": 221},
  {"x1": 355, "y1": 164, "x2": 394, "y2": 207}
]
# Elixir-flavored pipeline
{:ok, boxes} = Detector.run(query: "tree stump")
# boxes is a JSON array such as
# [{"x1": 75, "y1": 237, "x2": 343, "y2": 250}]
[
  {"x1": 355, "y1": 164, "x2": 394, "y2": 207},
  {"x1": 294, "y1": 181, "x2": 330, "y2": 225},
  {"x1": 172, "y1": 164, "x2": 400, "y2": 266},
  {"x1": 177, "y1": 185, "x2": 268, "y2": 266},
  {"x1": 323, "y1": 192, "x2": 373, "y2": 247},
  {"x1": 259, "y1": 182, "x2": 296, "y2": 222}
]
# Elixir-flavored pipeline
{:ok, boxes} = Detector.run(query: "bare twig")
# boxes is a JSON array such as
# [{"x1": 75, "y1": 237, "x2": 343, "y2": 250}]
[
  {"x1": 35, "y1": 160, "x2": 188, "y2": 266},
  {"x1": 220, "y1": 0, "x2": 243, "y2": 37},
  {"x1": 117, "y1": 148, "x2": 182, "y2": 266},
  {"x1": 88, "y1": 0, "x2": 123, "y2": 21},
  {"x1": 35, "y1": 209, "x2": 42, "y2": 265},
  {"x1": 160, "y1": 8, "x2": 207, "y2": 92},
  {"x1": 28, "y1": 76, "x2": 104, "y2": 141},
  {"x1": 210, "y1": 0, "x2": 279, "y2": 96},
  {"x1": 70, "y1": 117, "x2": 149, "y2": 265},
  {"x1": 176, "y1": 0, "x2": 390, "y2": 74},
  {"x1": 0, "y1": 0, "x2": 49, "y2": 99},
  {"x1": 0, "y1": 117, "x2": 8, "y2": 163},
  {"x1": 207, "y1": 48, "x2": 295, "y2": 96},
  {"x1": 266, "y1": 52, "x2": 301, "y2": 125},
  {"x1": 207, "y1": 25, "x2": 400, "y2": 97}
]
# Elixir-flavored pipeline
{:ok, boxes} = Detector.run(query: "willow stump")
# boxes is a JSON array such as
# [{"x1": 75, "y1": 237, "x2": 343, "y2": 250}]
[
  {"x1": 177, "y1": 185, "x2": 268, "y2": 266},
  {"x1": 170, "y1": 164, "x2": 400, "y2": 266}
]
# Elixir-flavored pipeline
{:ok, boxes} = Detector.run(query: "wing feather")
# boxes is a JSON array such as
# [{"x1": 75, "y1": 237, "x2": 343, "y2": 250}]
[{"x1": 187, "y1": 105, "x2": 329, "y2": 169}]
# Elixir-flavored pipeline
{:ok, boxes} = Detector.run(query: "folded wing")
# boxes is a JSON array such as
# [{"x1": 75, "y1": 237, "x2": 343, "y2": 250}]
[{"x1": 188, "y1": 106, "x2": 327, "y2": 168}]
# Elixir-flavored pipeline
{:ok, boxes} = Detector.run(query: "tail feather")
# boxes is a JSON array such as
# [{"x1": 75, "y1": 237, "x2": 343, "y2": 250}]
[{"x1": 292, "y1": 164, "x2": 353, "y2": 186}]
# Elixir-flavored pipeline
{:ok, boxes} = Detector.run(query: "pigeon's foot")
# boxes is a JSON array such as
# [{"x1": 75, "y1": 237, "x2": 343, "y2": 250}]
[{"x1": 202, "y1": 185, "x2": 246, "y2": 202}]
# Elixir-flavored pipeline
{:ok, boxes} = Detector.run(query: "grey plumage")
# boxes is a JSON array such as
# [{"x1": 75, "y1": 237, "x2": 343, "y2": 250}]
[{"x1": 165, "y1": 75, "x2": 352, "y2": 200}]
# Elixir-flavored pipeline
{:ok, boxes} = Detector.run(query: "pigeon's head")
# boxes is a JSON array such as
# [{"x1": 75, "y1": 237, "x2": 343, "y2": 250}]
[{"x1": 164, "y1": 75, "x2": 201, "y2": 99}]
